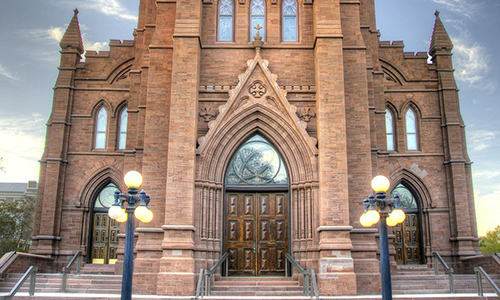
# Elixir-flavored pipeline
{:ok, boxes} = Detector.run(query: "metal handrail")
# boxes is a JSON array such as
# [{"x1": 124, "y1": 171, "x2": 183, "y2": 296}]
[
  {"x1": 61, "y1": 251, "x2": 82, "y2": 293},
  {"x1": 285, "y1": 253, "x2": 319, "y2": 298},
  {"x1": 194, "y1": 253, "x2": 228, "y2": 299},
  {"x1": 433, "y1": 252, "x2": 454, "y2": 293},
  {"x1": 0, "y1": 266, "x2": 37, "y2": 300},
  {"x1": 475, "y1": 266, "x2": 500, "y2": 297}
]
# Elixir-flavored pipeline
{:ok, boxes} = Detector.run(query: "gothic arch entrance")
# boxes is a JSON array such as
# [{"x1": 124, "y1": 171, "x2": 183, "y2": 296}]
[
  {"x1": 391, "y1": 183, "x2": 423, "y2": 265},
  {"x1": 224, "y1": 134, "x2": 289, "y2": 276},
  {"x1": 90, "y1": 182, "x2": 120, "y2": 264}
]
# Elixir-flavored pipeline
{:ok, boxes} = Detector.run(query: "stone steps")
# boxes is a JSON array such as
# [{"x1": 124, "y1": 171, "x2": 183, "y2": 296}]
[{"x1": 210, "y1": 276, "x2": 305, "y2": 297}]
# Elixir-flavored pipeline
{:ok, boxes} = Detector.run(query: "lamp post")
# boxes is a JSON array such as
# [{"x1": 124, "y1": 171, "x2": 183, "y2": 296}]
[
  {"x1": 108, "y1": 171, "x2": 153, "y2": 300},
  {"x1": 359, "y1": 175, "x2": 406, "y2": 300}
]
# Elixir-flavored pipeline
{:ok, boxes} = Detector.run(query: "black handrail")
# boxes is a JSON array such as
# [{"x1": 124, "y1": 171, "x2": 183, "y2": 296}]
[
  {"x1": 475, "y1": 266, "x2": 500, "y2": 297},
  {"x1": 0, "y1": 266, "x2": 37, "y2": 300},
  {"x1": 433, "y1": 252, "x2": 454, "y2": 293},
  {"x1": 61, "y1": 251, "x2": 82, "y2": 292},
  {"x1": 194, "y1": 253, "x2": 228, "y2": 299},
  {"x1": 285, "y1": 253, "x2": 319, "y2": 299}
]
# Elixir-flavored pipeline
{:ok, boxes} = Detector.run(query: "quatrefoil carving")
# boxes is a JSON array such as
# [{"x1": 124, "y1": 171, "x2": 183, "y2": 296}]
[{"x1": 248, "y1": 80, "x2": 267, "y2": 98}]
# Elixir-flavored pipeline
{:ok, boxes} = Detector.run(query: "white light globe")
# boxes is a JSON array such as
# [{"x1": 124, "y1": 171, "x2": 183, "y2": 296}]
[
  {"x1": 390, "y1": 209, "x2": 406, "y2": 224},
  {"x1": 108, "y1": 205, "x2": 124, "y2": 220},
  {"x1": 134, "y1": 206, "x2": 149, "y2": 222},
  {"x1": 116, "y1": 209, "x2": 128, "y2": 223},
  {"x1": 371, "y1": 175, "x2": 390, "y2": 192},
  {"x1": 386, "y1": 215, "x2": 398, "y2": 227},
  {"x1": 142, "y1": 209, "x2": 153, "y2": 223},
  {"x1": 360, "y1": 213, "x2": 373, "y2": 227},
  {"x1": 124, "y1": 171, "x2": 143, "y2": 188},
  {"x1": 365, "y1": 210, "x2": 380, "y2": 225}
]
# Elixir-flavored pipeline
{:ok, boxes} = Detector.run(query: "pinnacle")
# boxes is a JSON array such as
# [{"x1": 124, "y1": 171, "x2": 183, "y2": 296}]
[
  {"x1": 60, "y1": 8, "x2": 84, "y2": 54},
  {"x1": 429, "y1": 10, "x2": 453, "y2": 57}
]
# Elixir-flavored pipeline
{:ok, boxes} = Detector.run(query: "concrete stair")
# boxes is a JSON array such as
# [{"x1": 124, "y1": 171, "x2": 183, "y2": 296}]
[
  {"x1": 0, "y1": 272, "x2": 122, "y2": 294},
  {"x1": 210, "y1": 276, "x2": 305, "y2": 297},
  {"x1": 392, "y1": 265, "x2": 500, "y2": 295}
]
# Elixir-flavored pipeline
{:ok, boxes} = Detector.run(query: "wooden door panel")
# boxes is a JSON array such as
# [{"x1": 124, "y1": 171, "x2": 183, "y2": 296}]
[
  {"x1": 391, "y1": 213, "x2": 421, "y2": 265},
  {"x1": 225, "y1": 192, "x2": 288, "y2": 276}
]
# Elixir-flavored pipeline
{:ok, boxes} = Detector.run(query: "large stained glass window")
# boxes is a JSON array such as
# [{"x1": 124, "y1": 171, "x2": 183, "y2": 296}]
[
  {"x1": 282, "y1": 0, "x2": 297, "y2": 42},
  {"x1": 226, "y1": 135, "x2": 288, "y2": 186},
  {"x1": 218, "y1": 0, "x2": 234, "y2": 42},
  {"x1": 250, "y1": 0, "x2": 266, "y2": 41},
  {"x1": 391, "y1": 184, "x2": 418, "y2": 209},
  {"x1": 385, "y1": 108, "x2": 395, "y2": 151},
  {"x1": 95, "y1": 106, "x2": 108, "y2": 149},
  {"x1": 405, "y1": 108, "x2": 418, "y2": 150}
]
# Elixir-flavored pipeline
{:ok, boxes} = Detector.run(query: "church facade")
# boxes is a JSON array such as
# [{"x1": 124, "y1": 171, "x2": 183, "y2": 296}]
[{"x1": 31, "y1": 0, "x2": 480, "y2": 296}]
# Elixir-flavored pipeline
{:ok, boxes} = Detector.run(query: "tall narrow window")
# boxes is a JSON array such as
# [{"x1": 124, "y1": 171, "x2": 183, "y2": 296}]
[
  {"x1": 385, "y1": 108, "x2": 395, "y2": 151},
  {"x1": 405, "y1": 108, "x2": 418, "y2": 150},
  {"x1": 95, "y1": 106, "x2": 108, "y2": 149},
  {"x1": 250, "y1": 0, "x2": 266, "y2": 41},
  {"x1": 118, "y1": 106, "x2": 128, "y2": 150},
  {"x1": 282, "y1": 0, "x2": 297, "y2": 42},
  {"x1": 218, "y1": 0, "x2": 234, "y2": 42}
]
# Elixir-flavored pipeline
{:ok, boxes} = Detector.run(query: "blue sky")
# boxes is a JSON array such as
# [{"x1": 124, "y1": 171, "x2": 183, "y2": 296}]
[{"x1": 0, "y1": 0, "x2": 499, "y2": 236}]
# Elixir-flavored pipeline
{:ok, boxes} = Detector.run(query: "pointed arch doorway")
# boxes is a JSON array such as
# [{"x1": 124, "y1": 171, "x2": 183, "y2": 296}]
[{"x1": 224, "y1": 134, "x2": 289, "y2": 276}]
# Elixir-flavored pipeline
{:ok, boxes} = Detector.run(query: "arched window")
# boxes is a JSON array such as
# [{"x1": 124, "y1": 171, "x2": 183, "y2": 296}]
[
  {"x1": 282, "y1": 0, "x2": 298, "y2": 42},
  {"x1": 385, "y1": 108, "x2": 395, "y2": 151},
  {"x1": 95, "y1": 106, "x2": 108, "y2": 149},
  {"x1": 250, "y1": 0, "x2": 266, "y2": 41},
  {"x1": 118, "y1": 106, "x2": 128, "y2": 150},
  {"x1": 405, "y1": 107, "x2": 418, "y2": 150},
  {"x1": 391, "y1": 183, "x2": 418, "y2": 210},
  {"x1": 218, "y1": 0, "x2": 234, "y2": 42},
  {"x1": 225, "y1": 134, "x2": 288, "y2": 186}
]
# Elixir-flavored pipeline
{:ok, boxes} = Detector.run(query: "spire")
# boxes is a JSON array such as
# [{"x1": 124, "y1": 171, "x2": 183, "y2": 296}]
[
  {"x1": 60, "y1": 8, "x2": 84, "y2": 54},
  {"x1": 429, "y1": 10, "x2": 453, "y2": 57}
]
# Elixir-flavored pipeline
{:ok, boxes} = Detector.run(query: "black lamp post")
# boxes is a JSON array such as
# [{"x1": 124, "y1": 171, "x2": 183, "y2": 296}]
[
  {"x1": 359, "y1": 175, "x2": 406, "y2": 300},
  {"x1": 108, "y1": 171, "x2": 153, "y2": 300}
]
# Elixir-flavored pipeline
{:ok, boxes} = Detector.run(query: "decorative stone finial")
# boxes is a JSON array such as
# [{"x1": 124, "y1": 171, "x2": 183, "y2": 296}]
[
  {"x1": 74, "y1": 8, "x2": 79, "y2": 14},
  {"x1": 435, "y1": 10, "x2": 440, "y2": 17},
  {"x1": 252, "y1": 24, "x2": 264, "y2": 54}
]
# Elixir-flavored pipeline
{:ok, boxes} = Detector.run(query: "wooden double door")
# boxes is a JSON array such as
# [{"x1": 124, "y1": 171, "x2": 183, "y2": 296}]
[
  {"x1": 91, "y1": 213, "x2": 120, "y2": 264},
  {"x1": 393, "y1": 213, "x2": 421, "y2": 265},
  {"x1": 225, "y1": 192, "x2": 288, "y2": 276}
]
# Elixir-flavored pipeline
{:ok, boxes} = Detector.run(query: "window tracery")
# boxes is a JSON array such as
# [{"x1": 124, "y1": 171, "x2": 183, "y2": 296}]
[
  {"x1": 218, "y1": 0, "x2": 234, "y2": 41},
  {"x1": 282, "y1": 0, "x2": 297, "y2": 42},
  {"x1": 250, "y1": 0, "x2": 266, "y2": 41}
]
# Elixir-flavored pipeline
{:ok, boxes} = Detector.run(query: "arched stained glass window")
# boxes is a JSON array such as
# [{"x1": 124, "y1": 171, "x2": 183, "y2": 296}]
[
  {"x1": 94, "y1": 183, "x2": 119, "y2": 209},
  {"x1": 405, "y1": 108, "x2": 418, "y2": 150},
  {"x1": 225, "y1": 135, "x2": 288, "y2": 186},
  {"x1": 95, "y1": 106, "x2": 108, "y2": 149},
  {"x1": 250, "y1": 0, "x2": 266, "y2": 41},
  {"x1": 118, "y1": 106, "x2": 128, "y2": 150},
  {"x1": 282, "y1": 0, "x2": 297, "y2": 42},
  {"x1": 218, "y1": 0, "x2": 234, "y2": 42},
  {"x1": 391, "y1": 184, "x2": 418, "y2": 210},
  {"x1": 386, "y1": 108, "x2": 395, "y2": 151}
]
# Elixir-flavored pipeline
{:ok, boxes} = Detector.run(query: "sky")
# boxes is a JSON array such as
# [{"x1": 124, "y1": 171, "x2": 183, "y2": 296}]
[{"x1": 0, "y1": 0, "x2": 499, "y2": 236}]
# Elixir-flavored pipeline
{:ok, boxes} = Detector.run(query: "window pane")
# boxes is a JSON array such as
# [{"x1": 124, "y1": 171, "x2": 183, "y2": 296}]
[
  {"x1": 251, "y1": 0, "x2": 265, "y2": 41},
  {"x1": 283, "y1": 17, "x2": 297, "y2": 42},
  {"x1": 95, "y1": 132, "x2": 106, "y2": 149},
  {"x1": 251, "y1": 16, "x2": 265, "y2": 40},
  {"x1": 95, "y1": 183, "x2": 120, "y2": 209},
  {"x1": 226, "y1": 134, "x2": 288, "y2": 185},
  {"x1": 405, "y1": 108, "x2": 418, "y2": 150},
  {"x1": 118, "y1": 107, "x2": 128, "y2": 150},
  {"x1": 385, "y1": 109, "x2": 394, "y2": 151},
  {"x1": 391, "y1": 184, "x2": 418, "y2": 209},
  {"x1": 219, "y1": 16, "x2": 233, "y2": 41},
  {"x1": 97, "y1": 108, "x2": 107, "y2": 132}
]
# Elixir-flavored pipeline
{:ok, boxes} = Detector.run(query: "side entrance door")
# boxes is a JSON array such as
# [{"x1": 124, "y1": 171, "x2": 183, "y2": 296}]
[
  {"x1": 91, "y1": 213, "x2": 120, "y2": 264},
  {"x1": 393, "y1": 213, "x2": 421, "y2": 265},
  {"x1": 225, "y1": 192, "x2": 288, "y2": 276}
]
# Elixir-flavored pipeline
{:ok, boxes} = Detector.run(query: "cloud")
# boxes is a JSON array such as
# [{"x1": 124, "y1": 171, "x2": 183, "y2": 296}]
[
  {"x1": 0, "y1": 114, "x2": 46, "y2": 182},
  {"x1": 0, "y1": 64, "x2": 19, "y2": 81},
  {"x1": 451, "y1": 35, "x2": 489, "y2": 85},
  {"x1": 79, "y1": 0, "x2": 137, "y2": 22},
  {"x1": 467, "y1": 129, "x2": 497, "y2": 153},
  {"x1": 431, "y1": 0, "x2": 482, "y2": 18}
]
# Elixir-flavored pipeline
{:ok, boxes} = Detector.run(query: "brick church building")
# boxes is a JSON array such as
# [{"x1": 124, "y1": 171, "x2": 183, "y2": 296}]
[{"x1": 31, "y1": 0, "x2": 480, "y2": 296}]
